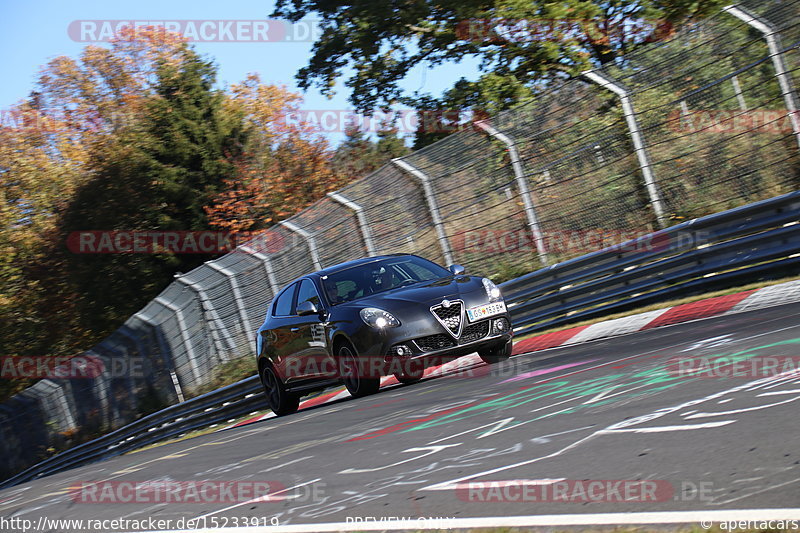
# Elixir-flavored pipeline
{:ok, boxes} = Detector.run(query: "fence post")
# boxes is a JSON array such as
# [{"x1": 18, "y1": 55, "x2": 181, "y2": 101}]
[
  {"x1": 583, "y1": 69, "x2": 669, "y2": 228},
  {"x1": 174, "y1": 276, "x2": 237, "y2": 359},
  {"x1": 207, "y1": 262, "x2": 254, "y2": 342},
  {"x1": 239, "y1": 245, "x2": 280, "y2": 294},
  {"x1": 474, "y1": 120, "x2": 550, "y2": 266},
  {"x1": 154, "y1": 297, "x2": 203, "y2": 383},
  {"x1": 723, "y1": 5, "x2": 800, "y2": 150},
  {"x1": 278, "y1": 220, "x2": 323, "y2": 270},
  {"x1": 134, "y1": 312, "x2": 185, "y2": 402},
  {"x1": 326, "y1": 192, "x2": 378, "y2": 256},
  {"x1": 391, "y1": 158, "x2": 455, "y2": 265}
]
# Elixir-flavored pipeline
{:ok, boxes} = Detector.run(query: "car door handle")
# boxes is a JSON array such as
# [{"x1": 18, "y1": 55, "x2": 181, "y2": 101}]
[{"x1": 290, "y1": 327, "x2": 300, "y2": 332}]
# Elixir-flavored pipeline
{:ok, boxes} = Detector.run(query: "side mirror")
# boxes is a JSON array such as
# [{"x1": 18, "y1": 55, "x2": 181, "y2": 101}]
[
  {"x1": 448, "y1": 264, "x2": 466, "y2": 276},
  {"x1": 297, "y1": 301, "x2": 319, "y2": 316}
]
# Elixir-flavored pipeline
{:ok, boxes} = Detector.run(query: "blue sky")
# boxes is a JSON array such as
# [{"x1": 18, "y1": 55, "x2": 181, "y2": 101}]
[{"x1": 0, "y1": 0, "x2": 480, "y2": 145}]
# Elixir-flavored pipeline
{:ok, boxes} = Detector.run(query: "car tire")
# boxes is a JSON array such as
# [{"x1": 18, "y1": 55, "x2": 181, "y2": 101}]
[
  {"x1": 260, "y1": 364, "x2": 299, "y2": 416},
  {"x1": 479, "y1": 339, "x2": 512, "y2": 364},
  {"x1": 339, "y1": 344, "x2": 381, "y2": 398}
]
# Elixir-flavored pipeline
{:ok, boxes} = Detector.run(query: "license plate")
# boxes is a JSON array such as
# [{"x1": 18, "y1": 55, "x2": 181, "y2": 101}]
[{"x1": 466, "y1": 301, "x2": 506, "y2": 322}]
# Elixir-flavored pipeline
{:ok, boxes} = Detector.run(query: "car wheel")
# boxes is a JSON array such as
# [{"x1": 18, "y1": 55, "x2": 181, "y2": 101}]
[
  {"x1": 261, "y1": 364, "x2": 299, "y2": 416},
  {"x1": 479, "y1": 339, "x2": 512, "y2": 364},
  {"x1": 339, "y1": 344, "x2": 380, "y2": 398},
  {"x1": 393, "y1": 357, "x2": 424, "y2": 384}
]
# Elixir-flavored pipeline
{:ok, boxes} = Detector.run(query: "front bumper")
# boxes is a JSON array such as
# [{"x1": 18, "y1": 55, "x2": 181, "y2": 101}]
[{"x1": 349, "y1": 314, "x2": 513, "y2": 375}]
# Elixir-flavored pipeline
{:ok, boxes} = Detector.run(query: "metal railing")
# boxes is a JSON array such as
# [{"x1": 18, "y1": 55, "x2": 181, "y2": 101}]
[{"x1": 502, "y1": 191, "x2": 800, "y2": 335}]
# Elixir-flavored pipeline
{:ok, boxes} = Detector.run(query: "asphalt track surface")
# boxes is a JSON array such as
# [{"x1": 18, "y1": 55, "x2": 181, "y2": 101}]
[{"x1": 2, "y1": 303, "x2": 800, "y2": 531}]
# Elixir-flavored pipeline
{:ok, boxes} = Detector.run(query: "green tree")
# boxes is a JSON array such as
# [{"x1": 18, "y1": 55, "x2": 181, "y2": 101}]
[
  {"x1": 58, "y1": 38, "x2": 247, "y2": 333},
  {"x1": 332, "y1": 122, "x2": 410, "y2": 178},
  {"x1": 273, "y1": 0, "x2": 726, "y2": 116}
]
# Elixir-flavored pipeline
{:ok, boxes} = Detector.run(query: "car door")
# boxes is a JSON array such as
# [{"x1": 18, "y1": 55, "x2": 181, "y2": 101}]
[
  {"x1": 291, "y1": 279, "x2": 334, "y2": 380},
  {"x1": 268, "y1": 282, "x2": 305, "y2": 381}
]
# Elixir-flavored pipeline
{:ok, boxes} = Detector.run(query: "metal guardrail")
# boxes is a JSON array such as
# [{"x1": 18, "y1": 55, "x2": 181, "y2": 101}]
[
  {"x1": 500, "y1": 190, "x2": 800, "y2": 335},
  {"x1": 2, "y1": 191, "x2": 799, "y2": 490},
  {"x1": 0, "y1": 376, "x2": 261, "y2": 490}
]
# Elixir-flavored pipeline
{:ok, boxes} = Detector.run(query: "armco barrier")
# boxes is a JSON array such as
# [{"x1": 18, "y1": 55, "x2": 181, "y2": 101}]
[
  {"x1": 501, "y1": 191, "x2": 800, "y2": 335},
  {"x1": 0, "y1": 377, "x2": 261, "y2": 489},
  {"x1": 2, "y1": 190, "x2": 798, "y2": 489}
]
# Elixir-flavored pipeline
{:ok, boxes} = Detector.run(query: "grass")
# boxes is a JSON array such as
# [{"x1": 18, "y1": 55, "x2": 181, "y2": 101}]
[
  {"x1": 514, "y1": 274, "x2": 800, "y2": 343},
  {"x1": 188, "y1": 356, "x2": 258, "y2": 398}
]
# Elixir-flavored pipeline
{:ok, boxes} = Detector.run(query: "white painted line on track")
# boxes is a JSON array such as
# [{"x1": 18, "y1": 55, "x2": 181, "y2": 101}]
[
  {"x1": 131, "y1": 508, "x2": 800, "y2": 532},
  {"x1": 598, "y1": 420, "x2": 737, "y2": 433},
  {"x1": 758, "y1": 389, "x2": 800, "y2": 396}
]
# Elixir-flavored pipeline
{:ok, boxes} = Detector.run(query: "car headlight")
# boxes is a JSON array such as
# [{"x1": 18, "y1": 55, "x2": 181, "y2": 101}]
[
  {"x1": 359, "y1": 307, "x2": 401, "y2": 328},
  {"x1": 482, "y1": 278, "x2": 502, "y2": 303}
]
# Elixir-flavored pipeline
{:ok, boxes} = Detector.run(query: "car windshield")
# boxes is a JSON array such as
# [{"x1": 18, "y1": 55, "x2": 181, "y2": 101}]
[{"x1": 321, "y1": 256, "x2": 451, "y2": 305}]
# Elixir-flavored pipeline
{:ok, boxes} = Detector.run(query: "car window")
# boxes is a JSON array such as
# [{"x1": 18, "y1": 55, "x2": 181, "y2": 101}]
[
  {"x1": 272, "y1": 284, "x2": 296, "y2": 316},
  {"x1": 296, "y1": 279, "x2": 321, "y2": 309},
  {"x1": 322, "y1": 256, "x2": 450, "y2": 305},
  {"x1": 396, "y1": 260, "x2": 445, "y2": 282}
]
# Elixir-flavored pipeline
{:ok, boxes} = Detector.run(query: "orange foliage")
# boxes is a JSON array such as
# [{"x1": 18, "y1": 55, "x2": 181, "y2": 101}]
[{"x1": 205, "y1": 74, "x2": 348, "y2": 232}]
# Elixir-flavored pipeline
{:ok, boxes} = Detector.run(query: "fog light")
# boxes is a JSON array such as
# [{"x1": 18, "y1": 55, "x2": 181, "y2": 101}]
[
  {"x1": 391, "y1": 344, "x2": 411, "y2": 356},
  {"x1": 493, "y1": 318, "x2": 509, "y2": 333}
]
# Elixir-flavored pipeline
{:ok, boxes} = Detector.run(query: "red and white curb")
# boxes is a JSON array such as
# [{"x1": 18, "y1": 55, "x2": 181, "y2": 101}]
[
  {"x1": 224, "y1": 279, "x2": 800, "y2": 430},
  {"x1": 511, "y1": 279, "x2": 800, "y2": 355}
]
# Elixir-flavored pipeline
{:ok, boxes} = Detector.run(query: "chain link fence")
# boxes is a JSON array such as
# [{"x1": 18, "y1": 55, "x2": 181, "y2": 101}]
[{"x1": 2, "y1": 0, "x2": 799, "y2": 480}]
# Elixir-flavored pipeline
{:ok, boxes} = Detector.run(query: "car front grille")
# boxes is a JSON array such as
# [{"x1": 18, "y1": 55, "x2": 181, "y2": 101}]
[
  {"x1": 460, "y1": 320, "x2": 490, "y2": 343},
  {"x1": 414, "y1": 334, "x2": 457, "y2": 352},
  {"x1": 431, "y1": 300, "x2": 463, "y2": 336}
]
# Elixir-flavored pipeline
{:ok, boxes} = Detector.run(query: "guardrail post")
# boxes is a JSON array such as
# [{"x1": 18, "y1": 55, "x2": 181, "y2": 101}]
[
  {"x1": 474, "y1": 120, "x2": 550, "y2": 266},
  {"x1": 134, "y1": 312, "x2": 185, "y2": 403},
  {"x1": 174, "y1": 276, "x2": 237, "y2": 359},
  {"x1": 391, "y1": 158, "x2": 455, "y2": 265},
  {"x1": 239, "y1": 244, "x2": 280, "y2": 295},
  {"x1": 326, "y1": 192, "x2": 378, "y2": 256},
  {"x1": 723, "y1": 5, "x2": 800, "y2": 150},
  {"x1": 583, "y1": 69, "x2": 669, "y2": 228},
  {"x1": 207, "y1": 262, "x2": 255, "y2": 342},
  {"x1": 154, "y1": 297, "x2": 203, "y2": 383},
  {"x1": 278, "y1": 220, "x2": 323, "y2": 270}
]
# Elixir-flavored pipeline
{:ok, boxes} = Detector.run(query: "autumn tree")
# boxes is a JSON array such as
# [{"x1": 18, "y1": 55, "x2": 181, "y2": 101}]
[
  {"x1": 0, "y1": 28, "x2": 249, "y2": 367},
  {"x1": 204, "y1": 74, "x2": 348, "y2": 233},
  {"x1": 0, "y1": 104, "x2": 91, "y2": 399},
  {"x1": 57, "y1": 31, "x2": 247, "y2": 332}
]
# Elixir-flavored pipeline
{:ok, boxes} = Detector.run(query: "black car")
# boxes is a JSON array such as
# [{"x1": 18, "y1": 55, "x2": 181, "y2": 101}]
[{"x1": 255, "y1": 254, "x2": 513, "y2": 415}]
